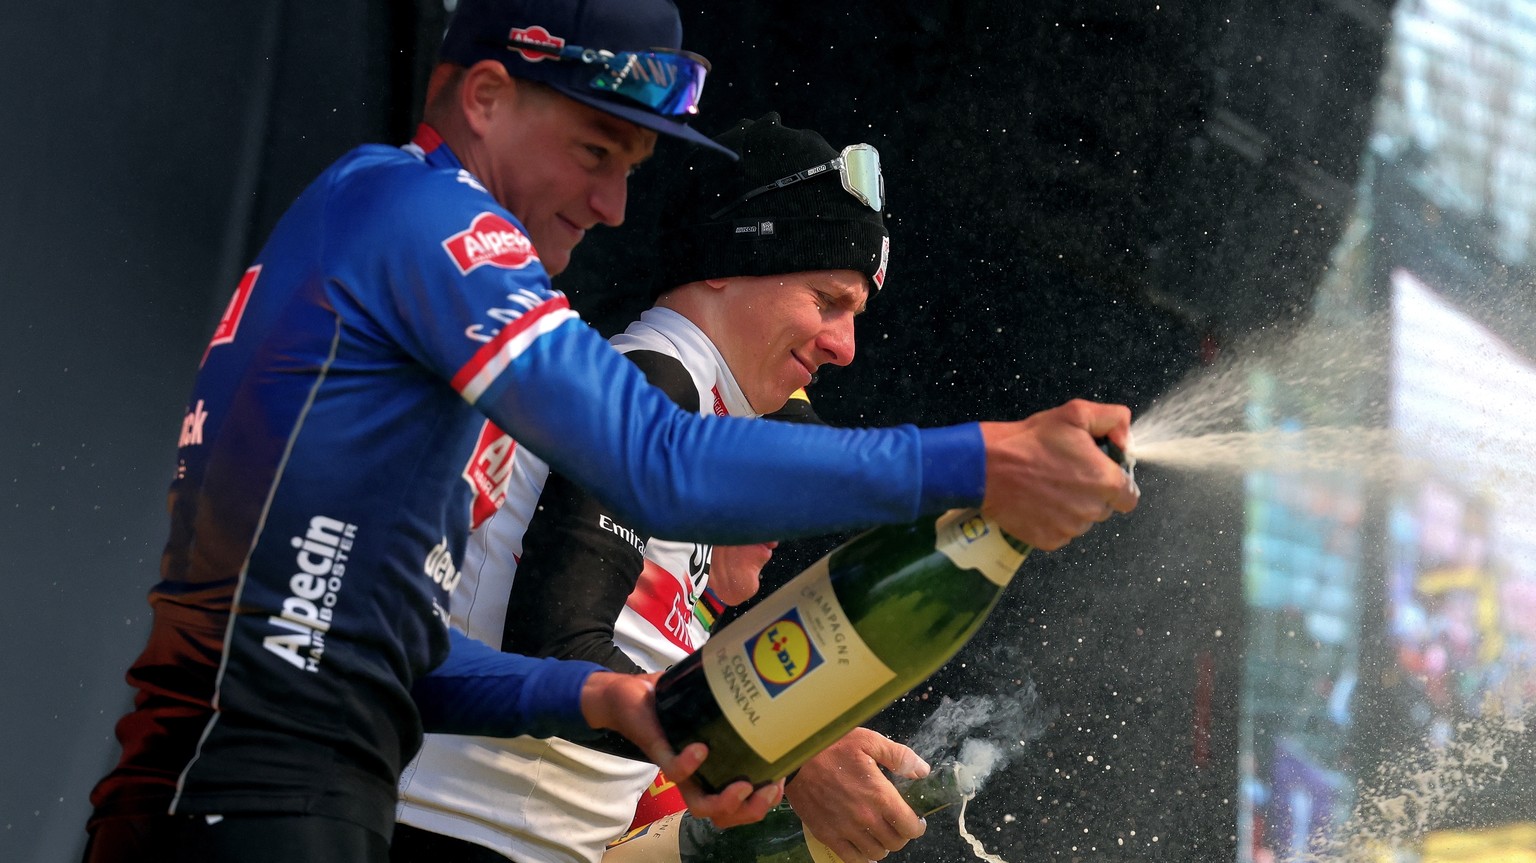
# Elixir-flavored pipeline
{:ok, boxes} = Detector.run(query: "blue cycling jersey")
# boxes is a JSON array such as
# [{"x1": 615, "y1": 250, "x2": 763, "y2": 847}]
[{"x1": 87, "y1": 126, "x2": 985, "y2": 839}]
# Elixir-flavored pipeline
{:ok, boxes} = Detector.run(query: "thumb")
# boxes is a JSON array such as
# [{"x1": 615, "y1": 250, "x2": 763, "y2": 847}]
[{"x1": 868, "y1": 736, "x2": 929, "y2": 780}]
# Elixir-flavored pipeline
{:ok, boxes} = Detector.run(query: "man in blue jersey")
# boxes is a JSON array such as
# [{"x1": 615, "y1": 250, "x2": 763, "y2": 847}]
[
  {"x1": 393, "y1": 114, "x2": 934, "y2": 863},
  {"x1": 82, "y1": 0, "x2": 1138, "y2": 861}
]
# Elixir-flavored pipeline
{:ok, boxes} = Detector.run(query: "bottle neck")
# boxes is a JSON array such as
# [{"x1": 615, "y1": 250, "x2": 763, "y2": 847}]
[
  {"x1": 1000, "y1": 529, "x2": 1033, "y2": 556},
  {"x1": 892, "y1": 761, "x2": 977, "y2": 817}
]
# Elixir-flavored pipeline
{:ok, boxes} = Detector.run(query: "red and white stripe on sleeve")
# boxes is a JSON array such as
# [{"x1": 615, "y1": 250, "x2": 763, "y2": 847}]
[{"x1": 451, "y1": 295, "x2": 578, "y2": 404}]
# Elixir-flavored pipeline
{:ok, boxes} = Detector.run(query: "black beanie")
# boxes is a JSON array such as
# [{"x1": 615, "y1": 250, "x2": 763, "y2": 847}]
[{"x1": 655, "y1": 113, "x2": 890, "y2": 297}]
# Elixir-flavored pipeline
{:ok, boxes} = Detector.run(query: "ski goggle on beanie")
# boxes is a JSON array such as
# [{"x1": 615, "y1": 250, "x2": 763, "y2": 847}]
[
  {"x1": 708, "y1": 143, "x2": 884, "y2": 218},
  {"x1": 654, "y1": 113, "x2": 891, "y2": 296}
]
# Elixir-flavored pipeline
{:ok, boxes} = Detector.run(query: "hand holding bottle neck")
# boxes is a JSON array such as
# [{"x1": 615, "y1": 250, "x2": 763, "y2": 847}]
[{"x1": 891, "y1": 760, "x2": 977, "y2": 817}]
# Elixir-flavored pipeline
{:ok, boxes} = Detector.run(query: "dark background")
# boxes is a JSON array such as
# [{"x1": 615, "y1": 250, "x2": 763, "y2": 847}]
[{"x1": 0, "y1": 1, "x2": 1388, "y2": 860}]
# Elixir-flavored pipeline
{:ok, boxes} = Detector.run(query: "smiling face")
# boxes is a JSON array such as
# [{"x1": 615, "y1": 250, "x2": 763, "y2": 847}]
[
  {"x1": 701, "y1": 269, "x2": 868, "y2": 414},
  {"x1": 450, "y1": 64, "x2": 657, "y2": 276}
]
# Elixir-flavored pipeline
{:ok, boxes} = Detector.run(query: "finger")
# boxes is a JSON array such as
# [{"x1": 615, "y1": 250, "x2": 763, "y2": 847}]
[
  {"x1": 850, "y1": 828, "x2": 892, "y2": 861},
  {"x1": 686, "y1": 779, "x2": 755, "y2": 826},
  {"x1": 902, "y1": 815, "x2": 929, "y2": 841},
  {"x1": 827, "y1": 838, "x2": 868, "y2": 863},
  {"x1": 830, "y1": 833, "x2": 885, "y2": 863},
  {"x1": 1028, "y1": 529, "x2": 1071, "y2": 552},
  {"x1": 700, "y1": 777, "x2": 784, "y2": 829},
  {"x1": 868, "y1": 737, "x2": 929, "y2": 780},
  {"x1": 655, "y1": 741, "x2": 705, "y2": 783},
  {"x1": 740, "y1": 778, "x2": 784, "y2": 820},
  {"x1": 866, "y1": 813, "x2": 918, "y2": 851},
  {"x1": 1109, "y1": 474, "x2": 1140, "y2": 513},
  {"x1": 869, "y1": 785, "x2": 928, "y2": 846},
  {"x1": 1075, "y1": 401, "x2": 1132, "y2": 440}
]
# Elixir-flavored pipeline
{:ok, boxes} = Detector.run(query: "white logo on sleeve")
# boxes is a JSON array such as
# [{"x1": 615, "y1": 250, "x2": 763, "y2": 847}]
[
  {"x1": 262, "y1": 515, "x2": 357, "y2": 673},
  {"x1": 424, "y1": 538, "x2": 462, "y2": 593}
]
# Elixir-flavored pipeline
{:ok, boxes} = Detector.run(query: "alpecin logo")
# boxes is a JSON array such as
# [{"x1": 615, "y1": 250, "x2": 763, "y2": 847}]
[
  {"x1": 462, "y1": 420, "x2": 515, "y2": 529},
  {"x1": 443, "y1": 212, "x2": 539, "y2": 275},
  {"x1": 262, "y1": 515, "x2": 357, "y2": 673},
  {"x1": 745, "y1": 607, "x2": 824, "y2": 697},
  {"x1": 509, "y1": 25, "x2": 564, "y2": 62}
]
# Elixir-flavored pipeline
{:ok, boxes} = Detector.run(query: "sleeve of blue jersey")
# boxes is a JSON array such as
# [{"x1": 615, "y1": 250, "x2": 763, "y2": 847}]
[
  {"x1": 476, "y1": 318, "x2": 987, "y2": 545},
  {"x1": 413, "y1": 629, "x2": 604, "y2": 740},
  {"x1": 336, "y1": 160, "x2": 986, "y2": 542}
]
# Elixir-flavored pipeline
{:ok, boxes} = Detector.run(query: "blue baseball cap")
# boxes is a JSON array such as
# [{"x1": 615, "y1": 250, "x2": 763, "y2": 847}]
[{"x1": 439, "y1": 0, "x2": 735, "y2": 159}]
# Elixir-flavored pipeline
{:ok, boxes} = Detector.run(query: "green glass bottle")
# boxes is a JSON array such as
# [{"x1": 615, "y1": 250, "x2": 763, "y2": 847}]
[
  {"x1": 602, "y1": 762, "x2": 975, "y2": 863},
  {"x1": 654, "y1": 441, "x2": 1128, "y2": 793},
  {"x1": 652, "y1": 507, "x2": 1032, "y2": 793}
]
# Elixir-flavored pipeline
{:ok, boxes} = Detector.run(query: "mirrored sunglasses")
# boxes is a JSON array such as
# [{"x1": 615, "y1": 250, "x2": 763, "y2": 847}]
[{"x1": 507, "y1": 36, "x2": 711, "y2": 118}]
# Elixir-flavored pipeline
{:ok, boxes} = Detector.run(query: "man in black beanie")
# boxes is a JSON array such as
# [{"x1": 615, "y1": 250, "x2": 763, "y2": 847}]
[
  {"x1": 656, "y1": 111, "x2": 889, "y2": 305},
  {"x1": 394, "y1": 115, "x2": 928, "y2": 863}
]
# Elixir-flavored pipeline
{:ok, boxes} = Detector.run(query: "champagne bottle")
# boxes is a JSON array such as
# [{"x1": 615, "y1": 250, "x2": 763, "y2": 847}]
[
  {"x1": 603, "y1": 761, "x2": 975, "y2": 863},
  {"x1": 652, "y1": 442, "x2": 1126, "y2": 793}
]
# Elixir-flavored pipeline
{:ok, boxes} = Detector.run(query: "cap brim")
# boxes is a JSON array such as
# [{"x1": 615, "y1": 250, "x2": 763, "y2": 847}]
[{"x1": 554, "y1": 87, "x2": 738, "y2": 160}]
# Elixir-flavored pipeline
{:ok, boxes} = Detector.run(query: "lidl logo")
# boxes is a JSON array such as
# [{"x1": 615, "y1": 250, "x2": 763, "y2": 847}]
[
  {"x1": 746, "y1": 608, "x2": 823, "y2": 696},
  {"x1": 959, "y1": 515, "x2": 990, "y2": 542}
]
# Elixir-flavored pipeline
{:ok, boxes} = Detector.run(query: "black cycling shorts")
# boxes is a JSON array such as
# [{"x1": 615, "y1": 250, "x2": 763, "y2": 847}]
[{"x1": 84, "y1": 813, "x2": 388, "y2": 863}]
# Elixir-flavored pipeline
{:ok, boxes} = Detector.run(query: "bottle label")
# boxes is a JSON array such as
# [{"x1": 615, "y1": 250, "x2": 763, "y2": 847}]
[
  {"x1": 805, "y1": 831, "x2": 842, "y2": 863},
  {"x1": 699, "y1": 556, "x2": 896, "y2": 763},
  {"x1": 603, "y1": 811, "x2": 684, "y2": 862},
  {"x1": 933, "y1": 509, "x2": 1027, "y2": 588}
]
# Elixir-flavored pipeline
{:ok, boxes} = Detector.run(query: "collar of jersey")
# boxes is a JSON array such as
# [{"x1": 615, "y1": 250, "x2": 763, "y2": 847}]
[
  {"x1": 631, "y1": 307, "x2": 755, "y2": 418},
  {"x1": 405, "y1": 123, "x2": 470, "y2": 176}
]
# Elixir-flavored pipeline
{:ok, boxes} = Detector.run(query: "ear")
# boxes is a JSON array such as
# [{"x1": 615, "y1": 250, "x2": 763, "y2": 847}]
[
  {"x1": 459, "y1": 60, "x2": 514, "y2": 139},
  {"x1": 702, "y1": 278, "x2": 731, "y2": 292}
]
